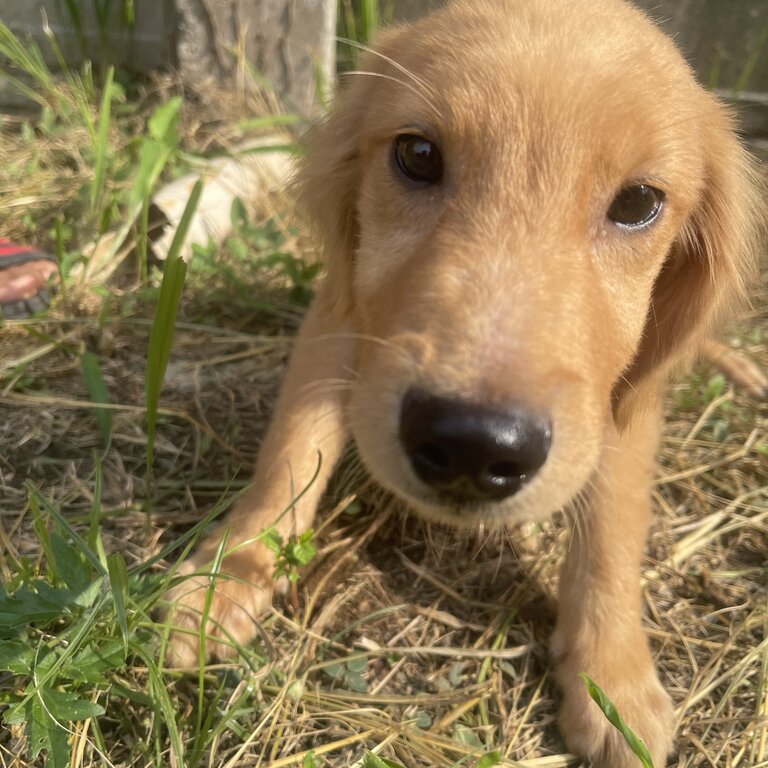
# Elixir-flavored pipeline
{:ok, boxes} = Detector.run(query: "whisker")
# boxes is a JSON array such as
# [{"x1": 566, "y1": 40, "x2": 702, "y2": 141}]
[
  {"x1": 341, "y1": 70, "x2": 442, "y2": 118},
  {"x1": 313, "y1": 331, "x2": 400, "y2": 349},
  {"x1": 336, "y1": 37, "x2": 437, "y2": 98}
]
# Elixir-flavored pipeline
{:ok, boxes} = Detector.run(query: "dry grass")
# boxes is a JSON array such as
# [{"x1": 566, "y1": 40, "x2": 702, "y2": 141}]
[{"x1": 0, "y1": 91, "x2": 766, "y2": 768}]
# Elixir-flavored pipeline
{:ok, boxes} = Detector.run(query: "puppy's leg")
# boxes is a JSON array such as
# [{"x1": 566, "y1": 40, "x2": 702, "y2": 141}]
[
  {"x1": 552, "y1": 407, "x2": 674, "y2": 768},
  {"x1": 165, "y1": 296, "x2": 355, "y2": 666}
]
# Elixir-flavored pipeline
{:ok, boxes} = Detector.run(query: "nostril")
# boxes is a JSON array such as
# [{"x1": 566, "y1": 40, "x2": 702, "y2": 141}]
[{"x1": 415, "y1": 442, "x2": 451, "y2": 472}]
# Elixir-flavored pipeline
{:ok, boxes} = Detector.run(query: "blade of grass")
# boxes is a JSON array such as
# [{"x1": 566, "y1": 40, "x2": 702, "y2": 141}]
[
  {"x1": 338, "y1": 0, "x2": 359, "y2": 70},
  {"x1": 53, "y1": 217, "x2": 68, "y2": 303},
  {"x1": 733, "y1": 21, "x2": 768, "y2": 92},
  {"x1": 0, "y1": 22, "x2": 55, "y2": 106},
  {"x1": 131, "y1": 96, "x2": 183, "y2": 280},
  {"x1": 106, "y1": 552, "x2": 129, "y2": 650},
  {"x1": 60, "y1": 0, "x2": 87, "y2": 54},
  {"x1": 87, "y1": 454, "x2": 108, "y2": 568},
  {"x1": 145, "y1": 178, "x2": 204, "y2": 482},
  {"x1": 91, "y1": 66, "x2": 116, "y2": 216},
  {"x1": 192, "y1": 530, "x2": 230, "y2": 760},
  {"x1": 580, "y1": 674, "x2": 655, "y2": 768},
  {"x1": 358, "y1": 0, "x2": 380, "y2": 45},
  {"x1": 133, "y1": 644, "x2": 185, "y2": 765},
  {"x1": 42, "y1": 16, "x2": 101, "y2": 130},
  {"x1": 123, "y1": 0, "x2": 136, "y2": 25},
  {"x1": 476, "y1": 614, "x2": 514, "y2": 727},
  {"x1": 26, "y1": 482, "x2": 107, "y2": 577},
  {"x1": 80, "y1": 352, "x2": 113, "y2": 449}
]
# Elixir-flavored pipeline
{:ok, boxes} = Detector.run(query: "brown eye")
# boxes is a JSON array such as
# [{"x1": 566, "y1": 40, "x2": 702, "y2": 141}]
[
  {"x1": 393, "y1": 134, "x2": 443, "y2": 184},
  {"x1": 607, "y1": 184, "x2": 665, "y2": 228}
]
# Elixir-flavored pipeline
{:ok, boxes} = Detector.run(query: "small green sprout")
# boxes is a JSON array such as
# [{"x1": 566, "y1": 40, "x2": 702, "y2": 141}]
[{"x1": 259, "y1": 527, "x2": 317, "y2": 583}]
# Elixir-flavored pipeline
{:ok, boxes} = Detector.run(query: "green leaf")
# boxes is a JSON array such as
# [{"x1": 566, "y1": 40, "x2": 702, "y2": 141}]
[
  {"x1": 23, "y1": 692, "x2": 70, "y2": 766},
  {"x1": 323, "y1": 661, "x2": 345, "y2": 682},
  {"x1": 129, "y1": 97, "x2": 182, "y2": 210},
  {"x1": 711, "y1": 417, "x2": 730, "y2": 442},
  {"x1": 35, "y1": 575, "x2": 99, "y2": 611},
  {"x1": 454, "y1": 723, "x2": 483, "y2": 749},
  {"x1": 346, "y1": 655, "x2": 368, "y2": 693},
  {"x1": 0, "y1": 22, "x2": 55, "y2": 106},
  {"x1": 412, "y1": 710, "x2": 432, "y2": 729},
  {"x1": 704, "y1": 373, "x2": 726, "y2": 401},
  {"x1": 133, "y1": 644, "x2": 185, "y2": 763},
  {"x1": 0, "y1": 639, "x2": 35, "y2": 674},
  {"x1": 148, "y1": 96, "x2": 182, "y2": 142},
  {"x1": 258, "y1": 527, "x2": 284, "y2": 555},
  {"x1": 0, "y1": 584, "x2": 73, "y2": 632},
  {"x1": 66, "y1": 640, "x2": 126, "y2": 684},
  {"x1": 43, "y1": 686, "x2": 104, "y2": 721},
  {"x1": 7, "y1": 685, "x2": 103, "y2": 766},
  {"x1": 49, "y1": 532, "x2": 92, "y2": 594},
  {"x1": 580, "y1": 674, "x2": 655, "y2": 768},
  {"x1": 362, "y1": 752, "x2": 406, "y2": 768},
  {"x1": 478, "y1": 752, "x2": 502, "y2": 768},
  {"x1": 284, "y1": 530, "x2": 317, "y2": 567}
]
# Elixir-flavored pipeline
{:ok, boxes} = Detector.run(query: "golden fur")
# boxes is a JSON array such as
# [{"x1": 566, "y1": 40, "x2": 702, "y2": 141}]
[{"x1": 165, "y1": 1, "x2": 763, "y2": 765}]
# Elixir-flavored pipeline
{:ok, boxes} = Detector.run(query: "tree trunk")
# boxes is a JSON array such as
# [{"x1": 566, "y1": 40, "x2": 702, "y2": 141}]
[{"x1": 175, "y1": 0, "x2": 336, "y2": 115}]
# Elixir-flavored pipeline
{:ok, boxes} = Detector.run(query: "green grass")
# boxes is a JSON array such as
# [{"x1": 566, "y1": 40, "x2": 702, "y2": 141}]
[
  {"x1": 145, "y1": 176, "x2": 202, "y2": 480},
  {"x1": 1, "y1": 478, "x2": 165, "y2": 767},
  {"x1": 337, "y1": 0, "x2": 393, "y2": 71},
  {"x1": 580, "y1": 676, "x2": 655, "y2": 768},
  {"x1": 58, "y1": 0, "x2": 137, "y2": 67},
  {"x1": 0, "y1": 20, "x2": 308, "y2": 768}
]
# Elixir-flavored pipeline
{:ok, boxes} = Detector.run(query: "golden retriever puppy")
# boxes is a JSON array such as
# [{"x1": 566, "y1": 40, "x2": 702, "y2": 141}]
[{"x1": 165, "y1": 0, "x2": 763, "y2": 764}]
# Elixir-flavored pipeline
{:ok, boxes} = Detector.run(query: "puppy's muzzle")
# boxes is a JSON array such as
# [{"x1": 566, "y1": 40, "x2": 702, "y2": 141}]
[{"x1": 399, "y1": 388, "x2": 552, "y2": 503}]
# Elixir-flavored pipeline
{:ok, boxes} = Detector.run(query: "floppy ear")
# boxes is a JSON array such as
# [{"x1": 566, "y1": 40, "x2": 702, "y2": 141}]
[
  {"x1": 296, "y1": 52, "x2": 387, "y2": 321},
  {"x1": 613, "y1": 100, "x2": 764, "y2": 422}
]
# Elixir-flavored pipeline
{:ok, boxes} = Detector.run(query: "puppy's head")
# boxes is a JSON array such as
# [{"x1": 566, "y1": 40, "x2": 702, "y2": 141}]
[{"x1": 299, "y1": 0, "x2": 762, "y2": 526}]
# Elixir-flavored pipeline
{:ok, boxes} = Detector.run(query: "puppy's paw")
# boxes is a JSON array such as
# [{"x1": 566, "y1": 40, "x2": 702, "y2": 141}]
[
  {"x1": 163, "y1": 542, "x2": 277, "y2": 667},
  {"x1": 553, "y1": 642, "x2": 674, "y2": 767}
]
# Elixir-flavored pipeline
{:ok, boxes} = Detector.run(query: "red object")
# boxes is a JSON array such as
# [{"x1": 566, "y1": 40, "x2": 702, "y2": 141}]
[{"x1": 0, "y1": 238, "x2": 57, "y2": 318}]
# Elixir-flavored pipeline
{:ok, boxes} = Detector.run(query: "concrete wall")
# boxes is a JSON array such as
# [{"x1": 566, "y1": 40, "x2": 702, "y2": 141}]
[
  {"x1": 1, "y1": 0, "x2": 174, "y2": 71},
  {"x1": 0, "y1": 0, "x2": 174, "y2": 111}
]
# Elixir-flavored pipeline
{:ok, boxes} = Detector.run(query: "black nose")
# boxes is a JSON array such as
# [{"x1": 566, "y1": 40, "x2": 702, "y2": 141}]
[{"x1": 399, "y1": 388, "x2": 552, "y2": 502}]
